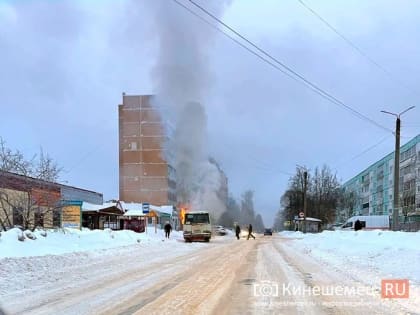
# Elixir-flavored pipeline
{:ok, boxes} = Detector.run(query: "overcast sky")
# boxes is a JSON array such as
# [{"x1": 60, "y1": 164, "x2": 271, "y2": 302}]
[{"x1": 1, "y1": 0, "x2": 420, "y2": 225}]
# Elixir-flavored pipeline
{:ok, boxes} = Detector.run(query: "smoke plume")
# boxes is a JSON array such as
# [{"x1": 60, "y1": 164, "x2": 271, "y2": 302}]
[{"x1": 149, "y1": 0, "x2": 231, "y2": 220}]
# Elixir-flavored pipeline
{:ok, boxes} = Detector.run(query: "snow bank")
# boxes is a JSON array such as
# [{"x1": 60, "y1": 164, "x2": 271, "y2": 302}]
[
  {"x1": 279, "y1": 230, "x2": 420, "y2": 284},
  {"x1": 0, "y1": 227, "x2": 184, "y2": 258}
]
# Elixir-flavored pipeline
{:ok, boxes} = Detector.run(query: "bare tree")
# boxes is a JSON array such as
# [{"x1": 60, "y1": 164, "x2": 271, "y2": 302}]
[
  {"x1": 273, "y1": 208, "x2": 284, "y2": 231},
  {"x1": 0, "y1": 137, "x2": 33, "y2": 175},
  {"x1": 239, "y1": 190, "x2": 255, "y2": 226},
  {"x1": 0, "y1": 138, "x2": 62, "y2": 231},
  {"x1": 254, "y1": 214, "x2": 265, "y2": 233},
  {"x1": 280, "y1": 165, "x2": 342, "y2": 227},
  {"x1": 309, "y1": 165, "x2": 341, "y2": 224},
  {"x1": 0, "y1": 138, "x2": 61, "y2": 181},
  {"x1": 217, "y1": 195, "x2": 240, "y2": 227},
  {"x1": 338, "y1": 189, "x2": 358, "y2": 222}
]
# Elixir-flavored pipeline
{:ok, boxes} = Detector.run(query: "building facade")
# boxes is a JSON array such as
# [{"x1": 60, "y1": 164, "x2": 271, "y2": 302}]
[
  {"x1": 118, "y1": 94, "x2": 176, "y2": 205},
  {"x1": 0, "y1": 170, "x2": 103, "y2": 230},
  {"x1": 340, "y1": 134, "x2": 420, "y2": 223}
]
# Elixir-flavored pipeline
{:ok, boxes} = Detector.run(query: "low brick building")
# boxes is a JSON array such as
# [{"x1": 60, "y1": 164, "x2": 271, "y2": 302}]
[{"x1": 0, "y1": 170, "x2": 102, "y2": 230}]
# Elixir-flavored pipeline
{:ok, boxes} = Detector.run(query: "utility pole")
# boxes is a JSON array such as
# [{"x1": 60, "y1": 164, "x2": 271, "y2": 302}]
[
  {"x1": 393, "y1": 117, "x2": 401, "y2": 231},
  {"x1": 297, "y1": 165, "x2": 308, "y2": 233},
  {"x1": 303, "y1": 170, "x2": 308, "y2": 233},
  {"x1": 381, "y1": 106, "x2": 415, "y2": 231}
]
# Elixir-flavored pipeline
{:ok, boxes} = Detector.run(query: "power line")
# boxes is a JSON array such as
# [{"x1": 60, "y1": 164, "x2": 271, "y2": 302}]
[
  {"x1": 177, "y1": 0, "x2": 393, "y2": 134},
  {"x1": 63, "y1": 142, "x2": 107, "y2": 174},
  {"x1": 296, "y1": 0, "x2": 418, "y2": 98},
  {"x1": 402, "y1": 124, "x2": 420, "y2": 127},
  {"x1": 333, "y1": 135, "x2": 392, "y2": 169},
  {"x1": 170, "y1": 0, "x2": 300, "y2": 84}
]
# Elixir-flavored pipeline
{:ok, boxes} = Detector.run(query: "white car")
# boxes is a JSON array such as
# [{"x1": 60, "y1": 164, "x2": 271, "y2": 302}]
[{"x1": 213, "y1": 225, "x2": 227, "y2": 236}]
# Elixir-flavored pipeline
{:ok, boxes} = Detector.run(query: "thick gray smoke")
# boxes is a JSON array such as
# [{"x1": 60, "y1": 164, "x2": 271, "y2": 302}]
[{"x1": 149, "y1": 0, "x2": 231, "y2": 220}]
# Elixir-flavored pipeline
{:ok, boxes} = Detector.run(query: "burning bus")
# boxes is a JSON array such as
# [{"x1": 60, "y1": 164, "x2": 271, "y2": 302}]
[{"x1": 182, "y1": 211, "x2": 212, "y2": 242}]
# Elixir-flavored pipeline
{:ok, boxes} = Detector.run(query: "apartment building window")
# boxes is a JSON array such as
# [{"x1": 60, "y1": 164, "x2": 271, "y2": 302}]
[
  {"x1": 401, "y1": 164, "x2": 414, "y2": 176},
  {"x1": 402, "y1": 195, "x2": 415, "y2": 208},
  {"x1": 400, "y1": 146, "x2": 416, "y2": 162},
  {"x1": 403, "y1": 179, "x2": 416, "y2": 191},
  {"x1": 12, "y1": 207, "x2": 23, "y2": 227},
  {"x1": 376, "y1": 164, "x2": 384, "y2": 179},
  {"x1": 362, "y1": 174, "x2": 369, "y2": 183},
  {"x1": 130, "y1": 141, "x2": 138, "y2": 150}
]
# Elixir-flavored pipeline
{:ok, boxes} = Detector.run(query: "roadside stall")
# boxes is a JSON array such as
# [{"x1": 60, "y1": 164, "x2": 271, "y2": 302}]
[
  {"x1": 121, "y1": 202, "x2": 147, "y2": 233},
  {"x1": 81, "y1": 201, "x2": 124, "y2": 230},
  {"x1": 294, "y1": 217, "x2": 322, "y2": 233}
]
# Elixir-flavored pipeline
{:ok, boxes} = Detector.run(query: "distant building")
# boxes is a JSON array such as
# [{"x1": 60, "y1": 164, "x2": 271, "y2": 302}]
[
  {"x1": 118, "y1": 94, "x2": 176, "y2": 206},
  {"x1": 339, "y1": 134, "x2": 420, "y2": 224},
  {"x1": 61, "y1": 185, "x2": 102, "y2": 205},
  {"x1": 294, "y1": 217, "x2": 322, "y2": 233},
  {"x1": 0, "y1": 170, "x2": 103, "y2": 229}
]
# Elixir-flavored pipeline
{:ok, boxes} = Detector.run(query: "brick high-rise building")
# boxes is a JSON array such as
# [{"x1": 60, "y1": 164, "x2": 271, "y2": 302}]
[{"x1": 118, "y1": 94, "x2": 176, "y2": 205}]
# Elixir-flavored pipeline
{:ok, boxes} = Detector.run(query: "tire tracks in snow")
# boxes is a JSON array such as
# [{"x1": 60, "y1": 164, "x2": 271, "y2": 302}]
[
  {"x1": 120, "y1": 240, "x2": 256, "y2": 315},
  {"x1": 4, "y1": 241, "x2": 223, "y2": 315}
]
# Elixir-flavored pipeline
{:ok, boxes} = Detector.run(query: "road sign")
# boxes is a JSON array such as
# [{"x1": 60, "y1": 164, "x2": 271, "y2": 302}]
[
  {"x1": 142, "y1": 203, "x2": 150, "y2": 214},
  {"x1": 299, "y1": 212, "x2": 304, "y2": 218}
]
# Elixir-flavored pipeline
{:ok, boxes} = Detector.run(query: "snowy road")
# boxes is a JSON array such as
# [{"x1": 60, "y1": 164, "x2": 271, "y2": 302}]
[{"x1": 1, "y1": 235, "x2": 417, "y2": 315}]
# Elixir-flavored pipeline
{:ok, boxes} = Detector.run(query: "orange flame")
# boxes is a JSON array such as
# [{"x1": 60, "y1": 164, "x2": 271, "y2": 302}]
[
  {"x1": 180, "y1": 208, "x2": 186, "y2": 224},
  {"x1": 179, "y1": 204, "x2": 190, "y2": 224}
]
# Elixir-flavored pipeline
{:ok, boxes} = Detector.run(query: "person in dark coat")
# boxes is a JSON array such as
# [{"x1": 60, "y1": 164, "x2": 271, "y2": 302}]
[
  {"x1": 164, "y1": 222, "x2": 172, "y2": 238},
  {"x1": 354, "y1": 219, "x2": 362, "y2": 231},
  {"x1": 235, "y1": 224, "x2": 241, "y2": 240},
  {"x1": 247, "y1": 224, "x2": 256, "y2": 240}
]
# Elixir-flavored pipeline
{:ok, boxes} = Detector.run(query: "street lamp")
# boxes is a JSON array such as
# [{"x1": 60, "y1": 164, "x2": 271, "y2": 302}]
[{"x1": 381, "y1": 106, "x2": 415, "y2": 231}]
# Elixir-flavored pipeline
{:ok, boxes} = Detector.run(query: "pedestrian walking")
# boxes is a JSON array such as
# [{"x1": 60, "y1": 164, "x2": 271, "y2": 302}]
[
  {"x1": 247, "y1": 224, "x2": 255, "y2": 240},
  {"x1": 164, "y1": 221, "x2": 172, "y2": 238},
  {"x1": 235, "y1": 224, "x2": 241, "y2": 240},
  {"x1": 354, "y1": 219, "x2": 362, "y2": 231}
]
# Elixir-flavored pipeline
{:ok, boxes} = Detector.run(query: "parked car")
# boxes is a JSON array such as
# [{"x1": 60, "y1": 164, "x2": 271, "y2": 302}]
[
  {"x1": 263, "y1": 228, "x2": 273, "y2": 236},
  {"x1": 339, "y1": 215, "x2": 390, "y2": 230},
  {"x1": 213, "y1": 225, "x2": 227, "y2": 236}
]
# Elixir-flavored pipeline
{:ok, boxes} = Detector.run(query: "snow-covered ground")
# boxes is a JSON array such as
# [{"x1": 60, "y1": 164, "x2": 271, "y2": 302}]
[
  {"x1": 279, "y1": 230, "x2": 420, "y2": 284},
  {"x1": 0, "y1": 227, "x2": 235, "y2": 314},
  {"x1": 0, "y1": 227, "x2": 185, "y2": 258},
  {"x1": 1, "y1": 228, "x2": 418, "y2": 314}
]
